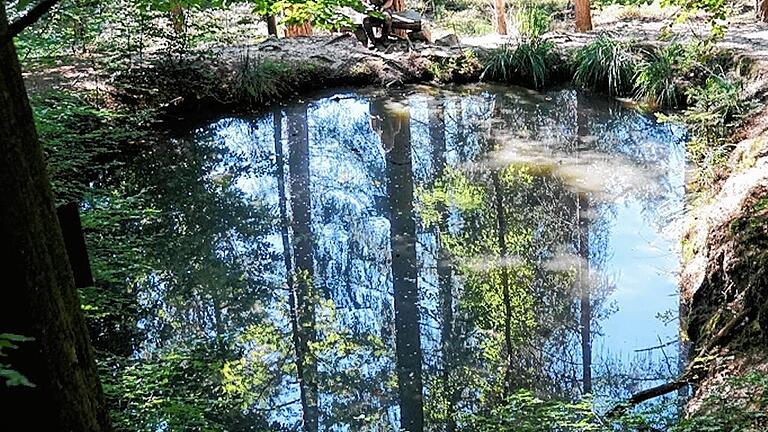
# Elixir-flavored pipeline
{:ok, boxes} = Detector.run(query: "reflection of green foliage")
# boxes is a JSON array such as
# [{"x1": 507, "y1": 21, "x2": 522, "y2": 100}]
[
  {"x1": 417, "y1": 166, "x2": 486, "y2": 226},
  {"x1": 101, "y1": 342, "x2": 273, "y2": 432},
  {"x1": 0, "y1": 334, "x2": 36, "y2": 388},
  {"x1": 467, "y1": 390, "x2": 598, "y2": 431}
]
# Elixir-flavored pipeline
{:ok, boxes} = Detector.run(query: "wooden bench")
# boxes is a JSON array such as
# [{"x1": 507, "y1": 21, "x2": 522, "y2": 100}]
[{"x1": 347, "y1": 9, "x2": 430, "y2": 45}]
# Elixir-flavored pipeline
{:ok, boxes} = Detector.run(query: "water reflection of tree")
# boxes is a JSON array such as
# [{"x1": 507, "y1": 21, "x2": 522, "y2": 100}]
[{"x1": 89, "y1": 119, "x2": 285, "y2": 430}]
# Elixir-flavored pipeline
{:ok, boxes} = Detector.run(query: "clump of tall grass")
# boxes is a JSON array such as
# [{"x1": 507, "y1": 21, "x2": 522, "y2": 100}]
[
  {"x1": 515, "y1": 6, "x2": 552, "y2": 39},
  {"x1": 233, "y1": 55, "x2": 314, "y2": 105},
  {"x1": 633, "y1": 44, "x2": 683, "y2": 109},
  {"x1": 572, "y1": 34, "x2": 637, "y2": 96},
  {"x1": 482, "y1": 39, "x2": 558, "y2": 89}
]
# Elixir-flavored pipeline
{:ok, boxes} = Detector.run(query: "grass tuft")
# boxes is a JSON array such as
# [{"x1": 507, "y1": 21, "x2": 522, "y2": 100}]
[
  {"x1": 233, "y1": 56, "x2": 314, "y2": 105},
  {"x1": 482, "y1": 39, "x2": 558, "y2": 89},
  {"x1": 572, "y1": 34, "x2": 636, "y2": 96},
  {"x1": 634, "y1": 44, "x2": 683, "y2": 109}
]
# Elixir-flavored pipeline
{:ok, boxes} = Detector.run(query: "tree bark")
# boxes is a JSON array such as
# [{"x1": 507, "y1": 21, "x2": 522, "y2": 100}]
[
  {"x1": 575, "y1": 0, "x2": 592, "y2": 32},
  {"x1": 374, "y1": 99, "x2": 425, "y2": 432},
  {"x1": 286, "y1": 104, "x2": 319, "y2": 432},
  {"x1": 0, "y1": 3, "x2": 111, "y2": 430},
  {"x1": 759, "y1": 0, "x2": 768, "y2": 22},
  {"x1": 267, "y1": 15, "x2": 278, "y2": 36},
  {"x1": 494, "y1": 0, "x2": 508, "y2": 35}
]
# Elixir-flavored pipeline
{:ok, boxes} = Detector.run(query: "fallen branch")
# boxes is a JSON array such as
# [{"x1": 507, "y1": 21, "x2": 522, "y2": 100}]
[{"x1": 605, "y1": 306, "x2": 754, "y2": 419}]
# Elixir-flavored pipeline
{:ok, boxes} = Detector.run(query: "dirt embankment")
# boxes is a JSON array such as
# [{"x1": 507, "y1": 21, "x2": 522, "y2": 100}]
[{"x1": 680, "y1": 55, "x2": 768, "y2": 412}]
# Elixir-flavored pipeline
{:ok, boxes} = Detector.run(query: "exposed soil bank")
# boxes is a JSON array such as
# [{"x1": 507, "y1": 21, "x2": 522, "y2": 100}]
[{"x1": 680, "y1": 56, "x2": 768, "y2": 413}]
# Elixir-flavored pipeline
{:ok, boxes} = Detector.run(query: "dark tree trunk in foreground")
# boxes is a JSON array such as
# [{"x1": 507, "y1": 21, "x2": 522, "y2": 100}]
[
  {"x1": 575, "y1": 0, "x2": 592, "y2": 32},
  {"x1": 286, "y1": 104, "x2": 319, "y2": 432},
  {"x1": 373, "y1": 99, "x2": 425, "y2": 432},
  {"x1": 0, "y1": 4, "x2": 110, "y2": 431}
]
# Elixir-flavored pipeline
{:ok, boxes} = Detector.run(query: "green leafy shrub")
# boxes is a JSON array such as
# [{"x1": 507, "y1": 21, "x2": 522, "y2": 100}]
[
  {"x1": 482, "y1": 39, "x2": 559, "y2": 89},
  {"x1": 0, "y1": 334, "x2": 35, "y2": 387},
  {"x1": 673, "y1": 372, "x2": 768, "y2": 431},
  {"x1": 515, "y1": 6, "x2": 552, "y2": 39},
  {"x1": 681, "y1": 75, "x2": 745, "y2": 160},
  {"x1": 430, "y1": 49, "x2": 483, "y2": 83},
  {"x1": 634, "y1": 44, "x2": 684, "y2": 109},
  {"x1": 573, "y1": 34, "x2": 637, "y2": 96}
]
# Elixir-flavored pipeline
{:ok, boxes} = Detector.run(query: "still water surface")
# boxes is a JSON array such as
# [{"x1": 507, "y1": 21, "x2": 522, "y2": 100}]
[{"x1": 136, "y1": 84, "x2": 686, "y2": 429}]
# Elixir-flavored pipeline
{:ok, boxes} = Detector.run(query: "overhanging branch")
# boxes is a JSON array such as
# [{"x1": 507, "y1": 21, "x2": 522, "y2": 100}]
[{"x1": 1, "y1": 0, "x2": 61, "y2": 45}]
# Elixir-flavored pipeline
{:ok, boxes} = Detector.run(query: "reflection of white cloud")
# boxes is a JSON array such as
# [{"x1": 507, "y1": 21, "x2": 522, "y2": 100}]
[
  {"x1": 473, "y1": 134, "x2": 666, "y2": 202},
  {"x1": 542, "y1": 247, "x2": 584, "y2": 273}
]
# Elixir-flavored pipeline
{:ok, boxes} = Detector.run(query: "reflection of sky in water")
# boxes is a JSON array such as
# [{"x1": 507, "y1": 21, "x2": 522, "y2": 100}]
[{"x1": 173, "y1": 84, "x2": 686, "y2": 425}]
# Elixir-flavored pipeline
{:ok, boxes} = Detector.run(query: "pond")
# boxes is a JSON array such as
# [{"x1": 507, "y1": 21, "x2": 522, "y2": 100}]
[{"x1": 119, "y1": 84, "x2": 687, "y2": 430}]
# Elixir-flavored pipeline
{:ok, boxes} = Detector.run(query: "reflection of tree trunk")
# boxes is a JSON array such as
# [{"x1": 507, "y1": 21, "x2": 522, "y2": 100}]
[
  {"x1": 493, "y1": 173, "x2": 515, "y2": 397},
  {"x1": 429, "y1": 100, "x2": 458, "y2": 432},
  {"x1": 274, "y1": 108, "x2": 309, "y2": 428},
  {"x1": 0, "y1": 5, "x2": 111, "y2": 430},
  {"x1": 575, "y1": 96, "x2": 592, "y2": 395},
  {"x1": 286, "y1": 105, "x2": 319, "y2": 432},
  {"x1": 577, "y1": 192, "x2": 592, "y2": 395},
  {"x1": 373, "y1": 99, "x2": 424, "y2": 432}
]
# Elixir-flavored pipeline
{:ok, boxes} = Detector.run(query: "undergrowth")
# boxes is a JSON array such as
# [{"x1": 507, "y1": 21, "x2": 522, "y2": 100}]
[
  {"x1": 234, "y1": 56, "x2": 317, "y2": 105},
  {"x1": 481, "y1": 39, "x2": 559, "y2": 89},
  {"x1": 572, "y1": 34, "x2": 637, "y2": 96}
]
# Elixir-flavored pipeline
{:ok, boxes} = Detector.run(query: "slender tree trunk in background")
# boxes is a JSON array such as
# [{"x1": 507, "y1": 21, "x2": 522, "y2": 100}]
[
  {"x1": 575, "y1": 0, "x2": 592, "y2": 32},
  {"x1": 577, "y1": 191, "x2": 592, "y2": 394},
  {"x1": 492, "y1": 173, "x2": 515, "y2": 397},
  {"x1": 267, "y1": 15, "x2": 278, "y2": 36},
  {"x1": 494, "y1": 0, "x2": 508, "y2": 35},
  {"x1": 391, "y1": 0, "x2": 407, "y2": 38},
  {"x1": 287, "y1": 105, "x2": 319, "y2": 432},
  {"x1": 429, "y1": 100, "x2": 458, "y2": 432},
  {"x1": 0, "y1": 4, "x2": 110, "y2": 431},
  {"x1": 758, "y1": 0, "x2": 768, "y2": 22},
  {"x1": 373, "y1": 99, "x2": 424, "y2": 432}
]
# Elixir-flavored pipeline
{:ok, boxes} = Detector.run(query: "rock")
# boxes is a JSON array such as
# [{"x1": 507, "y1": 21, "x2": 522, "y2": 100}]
[{"x1": 434, "y1": 34, "x2": 459, "y2": 47}]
